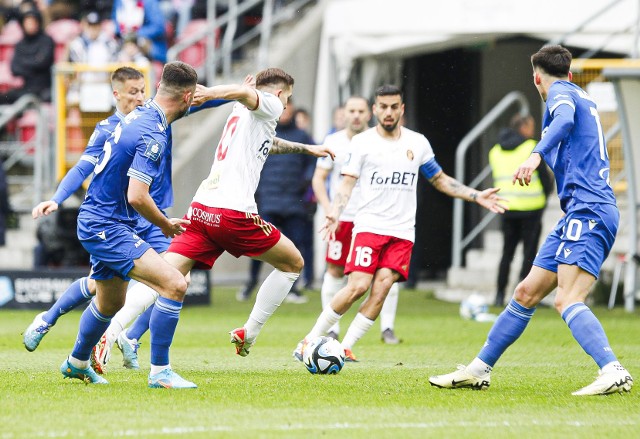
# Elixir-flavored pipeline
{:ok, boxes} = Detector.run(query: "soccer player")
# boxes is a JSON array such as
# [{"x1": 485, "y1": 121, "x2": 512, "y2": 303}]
[
  {"x1": 23, "y1": 69, "x2": 229, "y2": 357},
  {"x1": 429, "y1": 45, "x2": 634, "y2": 396},
  {"x1": 95, "y1": 68, "x2": 334, "y2": 369},
  {"x1": 294, "y1": 85, "x2": 507, "y2": 361},
  {"x1": 312, "y1": 95, "x2": 401, "y2": 345},
  {"x1": 23, "y1": 67, "x2": 146, "y2": 351},
  {"x1": 59, "y1": 61, "x2": 198, "y2": 388}
]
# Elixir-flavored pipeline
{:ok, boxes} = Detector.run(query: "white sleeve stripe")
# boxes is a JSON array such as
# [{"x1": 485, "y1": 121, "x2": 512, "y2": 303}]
[
  {"x1": 549, "y1": 100, "x2": 575, "y2": 114},
  {"x1": 127, "y1": 169, "x2": 152, "y2": 185},
  {"x1": 79, "y1": 155, "x2": 98, "y2": 164}
]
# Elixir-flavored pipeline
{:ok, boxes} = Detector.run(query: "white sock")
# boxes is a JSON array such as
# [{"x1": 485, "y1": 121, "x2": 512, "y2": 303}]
[
  {"x1": 467, "y1": 357, "x2": 492, "y2": 377},
  {"x1": 106, "y1": 282, "x2": 159, "y2": 341},
  {"x1": 342, "y1": 313, "x2": 375, "y2": 350},
  {"x1": 379, "y1": 282, "x2": 399, "y2": 332},
  {"x1": 150, "y1": 364, "x2": 170, "y2": 375},
  {"x1": 244, "y1": 269, "x2": 299, "y2": 342},
  {"x1": 321, "y1": 272, "x2": 346, "y2": 335},
  {"x1": 306, "y1": 306, "x2": 342, "y2": 340},
  {"x1": 68, "y1": 355, "x2": 89, "y2": 370}
]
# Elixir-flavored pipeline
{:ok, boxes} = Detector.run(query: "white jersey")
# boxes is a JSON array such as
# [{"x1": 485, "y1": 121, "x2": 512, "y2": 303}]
[
  {"x1": 316, "y1": 129, "x2": 362, "y2": 222},
  {"x1": 342, "y1": 126, "x2": 435, "y2": 242},
  {"x1": 192, "y1": 90, "x2": 283, "y2": 213}
]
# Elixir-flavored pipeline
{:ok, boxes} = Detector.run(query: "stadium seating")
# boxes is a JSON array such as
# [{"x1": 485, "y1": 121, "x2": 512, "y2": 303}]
[
  {"x1": 175, "y1": 19, "x2": 218, "y2": 71},
  {"x1": 45, "y1": 19, "x2": 81, "y2": 62},
  {"x1": 0, "y1": 20, "x2": 23, "y2": 63}
]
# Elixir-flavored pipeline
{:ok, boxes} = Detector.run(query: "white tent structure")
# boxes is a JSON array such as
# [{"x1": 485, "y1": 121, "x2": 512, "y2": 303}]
[{"x1": 313, "y1": 0, "x2": 640, "y2": 138}]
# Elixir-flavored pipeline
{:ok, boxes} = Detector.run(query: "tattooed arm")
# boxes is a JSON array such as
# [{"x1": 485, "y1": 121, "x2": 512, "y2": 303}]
[
  {"x1": 320, "y1": 174, "x2": 357, "y2": 241},
  {"x1": 429, "y1": 170, "x2": 508, "y2": 214},
  {"x1": 272, "y1": 137, "x2": 336, "y2": 159}
]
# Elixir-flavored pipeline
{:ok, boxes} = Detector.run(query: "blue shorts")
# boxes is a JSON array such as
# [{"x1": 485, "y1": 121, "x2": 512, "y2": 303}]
[
  {"x1": 137, "y1": 215, "x2": 171, "y2": 253},
  {"x1": 78, "y1": 213, "x2": 152, "y2": 281},
  {"x1": 533, "y1": 203, "x2": 618, "y2": 279}
]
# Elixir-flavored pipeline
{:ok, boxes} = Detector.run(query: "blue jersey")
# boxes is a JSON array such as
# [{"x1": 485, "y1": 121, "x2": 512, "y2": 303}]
[
  {"x1": 79, "y1": 100, "x2": 170, "y2": 224},
  {"x1": 51, "y1": 111, "x2": 125, "y2": 205},
  {"x1": 533, "y1": 81, "x2": 616, "y2": 212}
]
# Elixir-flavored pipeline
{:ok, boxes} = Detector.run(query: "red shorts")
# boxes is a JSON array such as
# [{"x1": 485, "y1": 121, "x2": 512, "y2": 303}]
[
  {"x1": 325, "y1": 221, "x2": 355, "y2": 267},
  {"x1": 344, "y1": 232, "x2": 413, "y2": 281},
  {"x1": 168, "y1": 203, "x2": 281, "y2": 270}
]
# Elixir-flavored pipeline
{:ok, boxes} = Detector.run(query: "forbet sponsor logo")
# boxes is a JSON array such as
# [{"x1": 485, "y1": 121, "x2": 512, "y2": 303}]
[{"x1": 369, "y1": 171, "x2": 417, "y2": 187}]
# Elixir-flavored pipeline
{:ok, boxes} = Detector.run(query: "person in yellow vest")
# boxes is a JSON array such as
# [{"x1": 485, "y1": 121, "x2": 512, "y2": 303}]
[{"x1": 489, "y1": 113, "x2": 552, "y2": 306}]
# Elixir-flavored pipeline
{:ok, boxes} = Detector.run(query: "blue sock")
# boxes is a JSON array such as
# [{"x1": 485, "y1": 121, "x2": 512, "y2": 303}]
[
  {"x1": 70, "y1": 300, "x2": 111, "y2": 361},
  {"x1": 478, "y1": 299, "x2": 536, "y2": 366},
  {"x1": 126, "y1": 305, "x2": 153, "y2": 341},
  {"x1": 561, "y1": 302, "x2": 617, "y2": 368},
  {"x1": 43, "y1": 277, "x2": 92, "y2": 325},
  {"x1": 149, "y1": 297, "x2": 182, "y2": 366}
]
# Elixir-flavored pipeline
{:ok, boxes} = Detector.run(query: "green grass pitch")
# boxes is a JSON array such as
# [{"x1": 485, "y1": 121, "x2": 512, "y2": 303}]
[{"x1": 1, "y1": 286, "x2": 639, "y2": 438}]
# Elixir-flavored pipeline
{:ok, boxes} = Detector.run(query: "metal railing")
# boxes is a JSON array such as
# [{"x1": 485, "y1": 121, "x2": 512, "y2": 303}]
[
  {"x1": 451, "y1": 91, "x2": 529, "y2": 269},
  {"x1": 0, "y1": 94, "x2": 50, "y2": 211},
  {"x1": 167, "y1": 0, "x2": 316, "y2": 84}
]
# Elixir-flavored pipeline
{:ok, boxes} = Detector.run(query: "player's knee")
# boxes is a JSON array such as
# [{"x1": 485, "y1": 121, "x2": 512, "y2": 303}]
[
  {"x1": 513, "y1": 281, "x2": 537, "y2": 308},
  {"x1": 160, "y1": 274, "x2": 188, "y2": 298},
  {"x1": 281, "y1": 252, "x2": 304, "y2": 273},
  {"x1": 345, "y1": 279, "x2": 369, "y2": 300}
]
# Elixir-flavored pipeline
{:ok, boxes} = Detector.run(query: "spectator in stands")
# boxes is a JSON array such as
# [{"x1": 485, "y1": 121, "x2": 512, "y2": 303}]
[
  {"x1": 117, "y1": 34, "x2": 151, "y2": 66},
  {"x1": 68, "y1": 11, "x2": 118, "y2": 65},
  {"x1": 0, "y1": 8, "x2": 54, "y2": 104},
  {"x1": 112, "y1": 0, "x2": 167, "y2": 63},
  {"x1": 237, "y1": 99, "x2": 317, "y2": 303}
]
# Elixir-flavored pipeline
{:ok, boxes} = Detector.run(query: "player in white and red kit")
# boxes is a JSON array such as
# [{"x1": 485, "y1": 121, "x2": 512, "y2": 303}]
[
  {"x1": 295, "y1": 85, "x2": 507, "y2": 361},
  {"x1": 313, "y1": 96, "x2": 401, "y2": 345},
  {"x1": 161, "y1": 68, "x2": 334, "y2": 358}
]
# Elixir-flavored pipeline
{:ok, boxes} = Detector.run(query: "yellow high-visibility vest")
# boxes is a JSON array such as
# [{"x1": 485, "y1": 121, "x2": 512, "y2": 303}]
[{"x1": 489, "y1": 139, "x2": 546, "y2": 211}]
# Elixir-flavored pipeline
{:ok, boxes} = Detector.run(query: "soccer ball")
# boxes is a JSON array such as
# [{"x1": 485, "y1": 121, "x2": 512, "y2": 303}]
[
  {"x1": 302, "y1": 336, "x2": 345, "y2": 375},
  {"x1": 459, "y1": 293, "x2": 489, "y2": 321}
]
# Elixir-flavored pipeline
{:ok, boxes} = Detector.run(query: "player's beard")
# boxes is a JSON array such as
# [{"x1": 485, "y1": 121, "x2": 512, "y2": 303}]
[{"x1": 380, "y1": 119, "x2": 399, "y2": 132}]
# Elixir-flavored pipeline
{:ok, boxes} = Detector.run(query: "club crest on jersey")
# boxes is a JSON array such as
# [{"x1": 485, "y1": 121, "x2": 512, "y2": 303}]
[
  {"x1": 406, "y1": 149, "x2": 414, "y2": 161},
  {"x1": 144, "y1": 142, "x2": 162, "y2": 161}
]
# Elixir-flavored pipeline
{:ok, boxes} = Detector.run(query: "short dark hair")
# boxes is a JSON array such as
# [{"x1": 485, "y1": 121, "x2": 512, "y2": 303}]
[
  {"x1": 531, "y1": 45, "x2": 572, "y2": 77},
  {"x1": 111, "y1": 66, "x2": 144, "y2": 86},
  {"x1": 255, "y1": 67, "x2": 294, "y2": 89},
  {"x1": 159, "y1": 61, "x2": 198, "y2": 96},
  {"x1": 374, "y1": 85, "x2": 403, "y2": 100}
]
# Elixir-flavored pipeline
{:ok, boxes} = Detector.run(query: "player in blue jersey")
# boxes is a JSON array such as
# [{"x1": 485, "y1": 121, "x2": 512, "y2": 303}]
[
  {"x1": 24, "y1": 67, "x2": 146, "y2": 351},
  {"x1": 59, "y1": 61, "x2": 199, "y2": 388},
  {"x1": 23, "y1": 69, "x2": 229, "y2": 355},
  {"x1": 429, "y1": 45, "x2": 633, "y2": 396}
]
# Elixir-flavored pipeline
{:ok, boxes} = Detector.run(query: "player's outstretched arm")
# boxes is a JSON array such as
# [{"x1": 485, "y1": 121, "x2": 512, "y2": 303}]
[
  {"x1": 128, "y1": 179, "x2": 190, "y2": 238},
  {"x1": 320, "y1": 174, "x2": 357, "y2": 241},
  {"x1": 271, "y1": 137, "x2": 335, "y2": 160},
  {"x1": 32, "y1": 158, "x2": 97, "y2": 219},
  {"x1": 428, "y1": 170, "x2": 508, "y2": 214},
  {"x1": 192, "y1": 83, "x2": 259, "y2": 110}
]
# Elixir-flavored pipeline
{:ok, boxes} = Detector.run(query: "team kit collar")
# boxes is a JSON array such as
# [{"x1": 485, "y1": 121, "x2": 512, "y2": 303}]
[{"x1": 145, "y1": 99, "x2": 169, "y2": 130}]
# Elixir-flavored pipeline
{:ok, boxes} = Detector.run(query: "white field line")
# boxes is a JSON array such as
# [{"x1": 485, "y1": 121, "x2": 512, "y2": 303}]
[{"x1": 5, "y1": 419, "x2": 640, "y2": 438}]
